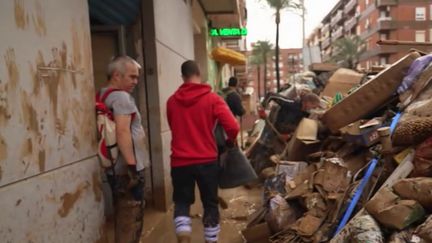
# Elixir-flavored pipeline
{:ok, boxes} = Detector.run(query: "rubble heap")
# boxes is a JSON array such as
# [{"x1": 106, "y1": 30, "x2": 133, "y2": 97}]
[{"x1": 243, "y1": 50, "x2": 432, "y2": 243}]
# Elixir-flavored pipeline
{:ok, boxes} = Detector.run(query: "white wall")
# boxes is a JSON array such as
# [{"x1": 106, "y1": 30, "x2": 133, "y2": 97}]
[
  {"x1": 0, "y1": 0, "x2": 104, "y2": 240},
  {"x1": 152, "y1": 0, "x2": 196, "y2": 206}
]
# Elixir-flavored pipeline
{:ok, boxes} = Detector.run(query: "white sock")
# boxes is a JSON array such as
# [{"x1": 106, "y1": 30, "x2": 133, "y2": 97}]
[
  {"x1": 174, "y1": 216, "x2": 192, "y2": 234},
  {"x1": 204, "y1": 224, "x2": 220, "y2": 242}
]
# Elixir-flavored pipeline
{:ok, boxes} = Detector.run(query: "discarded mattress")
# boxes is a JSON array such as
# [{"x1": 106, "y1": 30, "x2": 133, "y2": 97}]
[{"x1": 322, "y1": 51, "x2": 420, "y2": 133}]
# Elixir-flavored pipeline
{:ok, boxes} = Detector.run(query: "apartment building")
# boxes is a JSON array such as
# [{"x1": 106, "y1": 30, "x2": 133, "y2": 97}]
[
  {"x1": 307, "y1": 0, "x2": 432, "y2": 69},
  {"x1": 247, "y1": 48, "x2": 303, "y2": 98}
]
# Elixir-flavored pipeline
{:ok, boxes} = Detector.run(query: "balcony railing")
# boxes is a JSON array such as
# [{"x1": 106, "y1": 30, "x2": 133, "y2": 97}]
[
  {"x1": 376, "y1": 0, "x2": 397, "y2": 7},
  {"x1": 321, "y1": 24, "x2": 330, "y2": 34},
  {"x1": 344, "y1": 0, "x2": 357, "y2": 14},
  {"x1": 322, "y1": 38, "x2": 331, "y2": 49},
  {"x1": 331, "y1": 26, "x2": 344, "y2": 42},
  {"x1": 331, "y1": 11, "x2": 343, "y2": 26},
  {"x1": 377, "y1": 17, "x2": 396, "y2": 30},
  {"x1": 344, "y1": 16, "x2": 358, "y2": 31}
]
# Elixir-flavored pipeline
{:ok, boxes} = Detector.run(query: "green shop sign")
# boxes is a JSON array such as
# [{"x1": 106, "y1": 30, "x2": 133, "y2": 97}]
[{"x1": 210, "y1": 28, "x2": 248, "y2": 37}]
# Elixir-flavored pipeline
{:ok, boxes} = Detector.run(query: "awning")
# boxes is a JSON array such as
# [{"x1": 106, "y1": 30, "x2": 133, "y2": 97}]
[
  {"x1": 88, "y1": 0, "x2": 141, "y2": 25},
  {"x1": 211, "y1": 47, "x2": 246, "y2": 65}
]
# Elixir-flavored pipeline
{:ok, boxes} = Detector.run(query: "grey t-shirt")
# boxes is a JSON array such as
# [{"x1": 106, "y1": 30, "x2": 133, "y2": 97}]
[{"x1": 101, "y1": 88, "x2": 150, "y2": 172}]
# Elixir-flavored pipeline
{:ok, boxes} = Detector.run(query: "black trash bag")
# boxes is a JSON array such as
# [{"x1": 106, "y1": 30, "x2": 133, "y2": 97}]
[{"x1": 219, "y1": 147, "x2": 258, "y2": 189}]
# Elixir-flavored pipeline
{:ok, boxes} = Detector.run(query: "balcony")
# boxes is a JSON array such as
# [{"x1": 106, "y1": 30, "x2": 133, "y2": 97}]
[
  {"x1": 322, "y1": 38, "x2": 331, "y2": 49},
  {"x1": 377, "y1": 17, "x2": 397, "y2": 30},
  {"x1": 321, "y1": 23, "x2": 330, "y2": 34},
  {"x1": 359, "y1": 45, "x2": 399, "y2": 61},
  {"x1": 331, "y1": 26, "x2": 344, "y2": 42},
  {"x1": 331, "y1": 11, "x2": 344, "y2": 26},
  {"x1": 344, "y1": 16, "x2": 358, "y2": 32},
  {"x1": 344, "y1": 0, "x2": 357, "y2": 14},
  {"x1": 376, "y1": 0, "x2": 397, "y2": 7}
]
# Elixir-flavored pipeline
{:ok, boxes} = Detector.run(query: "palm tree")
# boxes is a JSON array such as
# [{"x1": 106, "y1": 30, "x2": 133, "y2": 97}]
[
  {"x1": 263, "y1": 0, "x2": 301, "y2": 92},
  {"x1": 252, "y1": 41, "x2": 273, "y2": 97},
  {"x1": 331, "y1": 36, "x2": 366, "y2": 69}
]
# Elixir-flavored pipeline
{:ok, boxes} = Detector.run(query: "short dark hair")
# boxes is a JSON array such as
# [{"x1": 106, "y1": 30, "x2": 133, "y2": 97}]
[
  {"x1": 228, "y1": 77, "x2": 238, "y2": 87},
  {"x1": 181, "y1": 60, "x2": 200, "y2": 79}
]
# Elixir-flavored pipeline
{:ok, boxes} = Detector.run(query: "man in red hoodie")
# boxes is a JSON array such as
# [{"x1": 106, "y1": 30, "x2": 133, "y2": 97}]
[{"x1": 167, "y1": 60, "x2": 239, "y2": 243}]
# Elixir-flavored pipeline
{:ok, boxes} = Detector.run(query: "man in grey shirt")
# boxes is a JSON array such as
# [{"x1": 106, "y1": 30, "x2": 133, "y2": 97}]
[{"x1": 99, "y1": 55, "x2": 149, "y2": 243}]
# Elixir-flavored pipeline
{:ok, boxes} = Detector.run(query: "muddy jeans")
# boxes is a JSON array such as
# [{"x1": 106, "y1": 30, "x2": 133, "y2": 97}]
[
  {"x1": 171, "y1": 161, "x2": 220, "y2": 227},
  {"x1": 107, "y1": 171, "x2": 145, "y2": 243}
]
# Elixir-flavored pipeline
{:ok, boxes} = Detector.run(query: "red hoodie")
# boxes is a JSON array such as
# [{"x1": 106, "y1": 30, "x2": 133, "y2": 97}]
[{"x1": 167, "y1": 82, "x2": 240, "y2": 167}]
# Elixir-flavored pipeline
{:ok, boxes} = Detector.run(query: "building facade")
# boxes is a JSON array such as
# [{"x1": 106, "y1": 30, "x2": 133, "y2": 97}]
[
  {"x1": 247, "y1": 48, "x2": 303, "y2": 99},
  {"x1": 307, "y1": 0, "x2": 432, "y2": 69}
]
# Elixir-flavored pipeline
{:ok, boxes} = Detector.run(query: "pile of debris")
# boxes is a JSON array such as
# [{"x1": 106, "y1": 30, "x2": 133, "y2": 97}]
[{"x1": 243, "y1": 50, "x2": 432, "y2": 243}]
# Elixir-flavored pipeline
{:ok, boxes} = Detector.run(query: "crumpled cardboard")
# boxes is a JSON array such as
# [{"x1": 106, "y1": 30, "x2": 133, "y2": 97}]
[
  {"x1": 375, "y1": 200, "x2": 425, "y2": 230},
  {"x1": 366, "y1": 187, "x2": 425, "y2": 230},
  {"x1": 302, "y1": 192, "x2": 327, "y2": 218},
  {"x1": 291, "y1": 214, "x2": 322, "y2": 237},
  {"x1": 365, "y1": 187, "x2": 400, "y2": 216},
  {"x1": 322, "y1": 52, "x2": 420, "y2": 133},
  {"x1": 313, "y1": 159, "x2": 351, "y2": 193},
  {"x1": 393, "y1": 178, "x2": 432, "y2": 211},
  {"x1": 415, "y1": 215, "x2": 432, "y2": 242},
  {"x1": 286, "y1": 118, "x2": 321, "y2": 161},
  {"x1": 285, "y1": 181, "x2": 311, "y2": 200}
]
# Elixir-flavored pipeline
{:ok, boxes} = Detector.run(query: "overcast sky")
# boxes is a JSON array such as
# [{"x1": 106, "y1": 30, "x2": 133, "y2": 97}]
[{"x1": 246, "y1": 0, "x2": 339, "y2": 49}]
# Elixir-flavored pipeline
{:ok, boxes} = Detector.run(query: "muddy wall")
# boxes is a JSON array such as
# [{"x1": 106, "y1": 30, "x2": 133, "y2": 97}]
[{"x1": 0, "y1": 0, "x2": 104, "y2": 241}]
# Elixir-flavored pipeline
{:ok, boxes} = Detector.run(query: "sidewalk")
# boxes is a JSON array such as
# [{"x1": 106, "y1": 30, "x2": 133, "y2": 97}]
[{"x1": 141, "y1": 186, "x2": 262, "y2": 243}]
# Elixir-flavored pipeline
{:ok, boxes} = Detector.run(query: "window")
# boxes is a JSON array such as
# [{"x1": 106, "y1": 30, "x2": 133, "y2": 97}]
[
  {"x1": 380, "y1": 57, "x2": 387, "y2": 65},
  {"x1": 416, "y1": 7, "x2": 426, "y2": 21},
  {"x1": 416, "y1": 30, "x2": 426, "y2": 42}
]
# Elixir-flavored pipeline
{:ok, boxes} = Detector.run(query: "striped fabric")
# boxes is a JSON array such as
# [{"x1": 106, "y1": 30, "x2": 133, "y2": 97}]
[
  {"x1": 204, "y1": 224, "x2": 221, "y2": 242},
  {"x1": 174, "y1": 216, "x2": 192, "y2": 234}
]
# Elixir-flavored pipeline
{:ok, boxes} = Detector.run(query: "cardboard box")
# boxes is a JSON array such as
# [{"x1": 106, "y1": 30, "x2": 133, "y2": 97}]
[
  {"x1": 321, "y1": 68, "x2": 363, "y2": 98},
  {"x1": 322, "y1": 52, "x2": 420, "y2": 133},
  {"x1": 286, "y1": 118, "x2": 321, "y2": 161}
]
